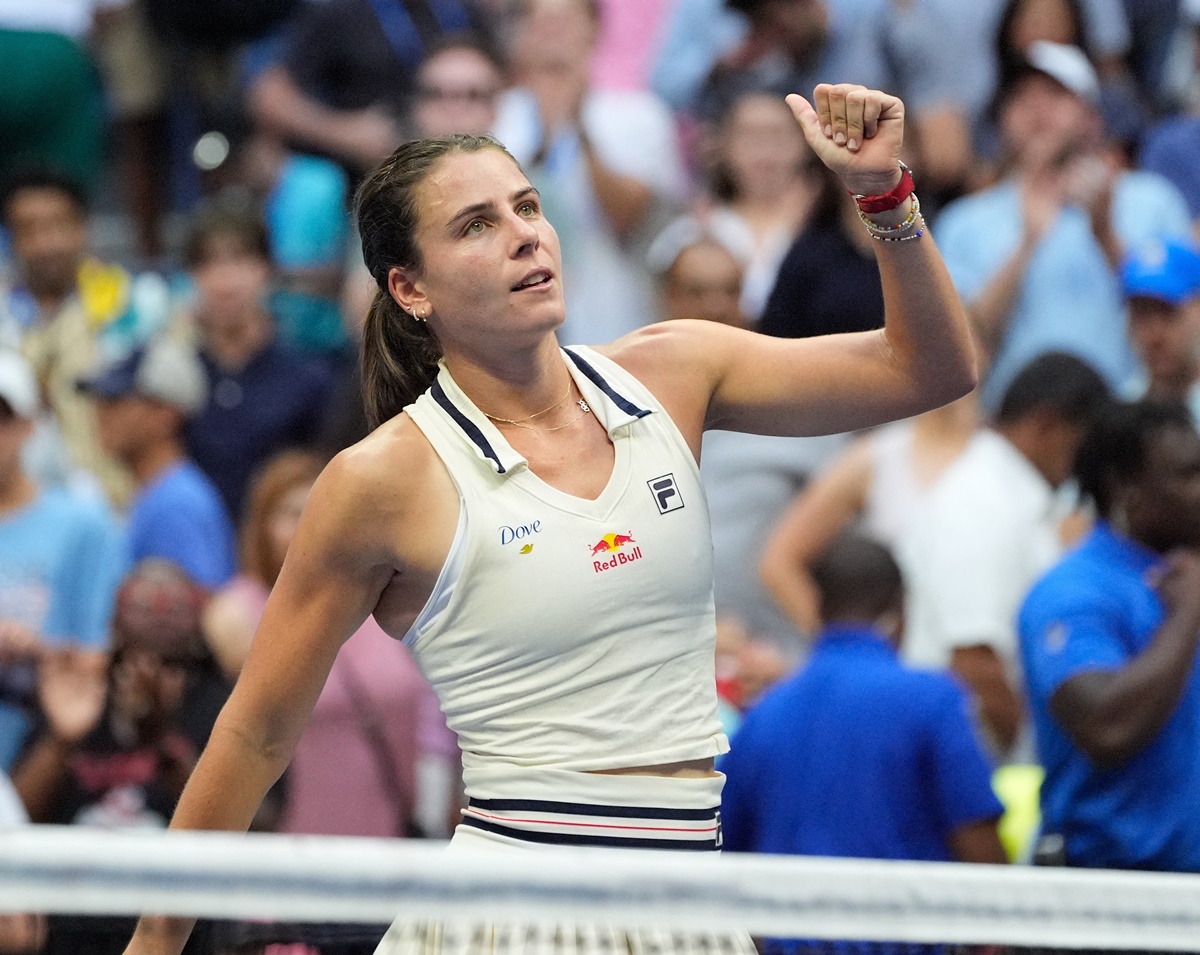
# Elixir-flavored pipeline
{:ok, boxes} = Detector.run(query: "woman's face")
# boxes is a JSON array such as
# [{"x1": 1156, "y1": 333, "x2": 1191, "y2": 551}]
[
  {"x1": 394, "y1": 149, "x2": 566, "y2": 350},
  {"x1": 267, "y1": 481, "x2": 313, "y2": 571},
  {"x1": 722, "y1": 93, "x2": 808, "y2": 201},
  {"x1": 191, "y1": 233, "x2": 272, "y2": 331}
]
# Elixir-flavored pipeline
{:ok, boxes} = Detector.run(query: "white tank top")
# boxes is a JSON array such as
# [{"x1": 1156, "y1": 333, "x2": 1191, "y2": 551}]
[{"x1": 401, "y1": 346, "x2": 729, "y2": 790}]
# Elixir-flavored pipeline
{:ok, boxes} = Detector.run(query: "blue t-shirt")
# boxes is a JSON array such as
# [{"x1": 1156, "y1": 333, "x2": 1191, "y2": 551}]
[
  {"x1": 0, "y1": 488, "x2": 124, "y2": 768},
  {"x1": 721, "y1": 625, "x2": 1002, "y2": 861},
  {"x1": 186, "y1": 339, "x2": 330, "y2": 519},
  {"x1": 128, "y1": 460, "x2": 236, "y2": 590},
  {"x1": 936, "y1": 172, "x2": 1192, "y2": 409},
  {"x1": 1018, "y1": 523, "x2": 1200, "y2": 871}
]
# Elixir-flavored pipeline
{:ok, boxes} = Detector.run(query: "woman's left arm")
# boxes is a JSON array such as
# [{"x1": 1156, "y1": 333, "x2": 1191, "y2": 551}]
[{"x1": 619, "y1": 86, "x2": 976, "y2": 439}]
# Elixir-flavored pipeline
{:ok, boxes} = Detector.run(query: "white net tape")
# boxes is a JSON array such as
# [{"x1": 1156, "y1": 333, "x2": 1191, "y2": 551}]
[{"x1": 3, "y1": 827, "x2": 1200, "y2": 950}]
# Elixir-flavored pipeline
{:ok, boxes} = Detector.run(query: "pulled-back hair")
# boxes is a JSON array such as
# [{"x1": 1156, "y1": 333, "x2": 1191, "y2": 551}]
[
  {"x1": 354, "y1": 134, "x2": 515, "y2": 429},
  {"x1": 1074, "y1": 400, "x2": 1194, "y2": 519},
  {"x1": 994, "y1": 352, "x2": 1111, "y2": 427}
]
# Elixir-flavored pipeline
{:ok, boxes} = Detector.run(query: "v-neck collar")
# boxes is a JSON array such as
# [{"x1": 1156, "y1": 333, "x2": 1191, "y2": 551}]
[{"x1": 429, "y1": 346, "x2": 653, "y2": 477}]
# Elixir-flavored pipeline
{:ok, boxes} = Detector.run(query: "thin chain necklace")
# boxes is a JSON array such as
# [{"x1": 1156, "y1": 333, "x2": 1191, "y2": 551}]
[{"x1": 482, "y1": 379, "x2": 592, "y2": 433}]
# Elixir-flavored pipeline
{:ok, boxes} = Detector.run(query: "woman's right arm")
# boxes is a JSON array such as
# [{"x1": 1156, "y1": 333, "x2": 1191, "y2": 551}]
[
  {"x1": 124, "y1": 445, "x2": 412, "y2": 955},
  {"x1": 758, "y1": 438, "x2": 874, "y2": 636}
]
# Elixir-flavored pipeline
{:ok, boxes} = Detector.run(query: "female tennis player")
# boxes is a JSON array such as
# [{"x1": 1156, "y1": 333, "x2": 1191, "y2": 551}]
[{"x1": 125, "y1": 84, "x2": 975, "y2": 955}]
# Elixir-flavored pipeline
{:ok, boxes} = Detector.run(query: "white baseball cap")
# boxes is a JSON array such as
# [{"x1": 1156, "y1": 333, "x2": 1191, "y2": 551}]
[{"x1": 1024, "y1": 40, "x2": 1101, "y2": 106}]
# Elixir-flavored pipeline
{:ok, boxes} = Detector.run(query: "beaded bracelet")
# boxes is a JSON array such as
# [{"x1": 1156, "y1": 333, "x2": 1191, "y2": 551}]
[
  {"x1": 858, "y1": 193, "x2": 920, "y2": 235},
  {"x1": 872, "y1": 225, "x2": 924, "y2": 242}
]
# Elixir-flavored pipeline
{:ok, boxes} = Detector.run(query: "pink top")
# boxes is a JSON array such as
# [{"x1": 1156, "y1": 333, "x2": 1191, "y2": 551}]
[
  {"x1": 222, "y1": 575, "x2": 454, "y2": 838},
  {"x1": 589, "y1": 0, "x2": 674, "y2": 90}
]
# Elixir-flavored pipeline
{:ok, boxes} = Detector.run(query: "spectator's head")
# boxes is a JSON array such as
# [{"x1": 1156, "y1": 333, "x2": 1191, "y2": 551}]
[
  {"x1": 727, "y1": 0, "x2": 830, "y2": 65},
  {"x1": 1075, "y1": 400, "x2": 1200, "y2": 552},
  {"x1": 241, "y1": 450, "x2": 325, "y2": 588},
  {"x1": 648, "y1": 217, "x2": 749, "y2": 326},
  {"x1": 996, "y1": 0, "x2": 1091, "y2": 77},
  {"x1": 993, "y1": 352, "x2": 1111, "y2": 487},
  {"x1": 412, "y1": 34, "x2": 505, "y2": 139},
  {"x1": 0, "y1": 350, "x2": 38, "y2": 493},
  {"x1": 811, "y1": 533, "x2": 905, "y2": 643},
  {"x1": 184, "y1": 201, "x2": 273, "y2": 336},
  {"x1": 995, "y1": 41, "x2": 1102, "y2": 163},
  {"x1": 0, "y1": 166, "x2": 89, "y2": 307},
  {"x1": 511, "y1": 0, "x2": 600, "y2": 90},
  {"x1": 79, "y1": 338, "x2": 207, "y2": 472},
  {"x1": 112, "y1": 559, "x2": 213, "y2": 740},
  {"x1": 709, "y1": 86, "x2": 811, "y2": 205},
  {"x1": 1122, "y1": 238, "x2": 1200, "y2": 400}
]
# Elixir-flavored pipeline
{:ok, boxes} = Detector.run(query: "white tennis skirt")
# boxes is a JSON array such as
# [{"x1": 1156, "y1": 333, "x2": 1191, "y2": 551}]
[{"x1": 373, "y1": 765, "x2": 756, "y2": 955}]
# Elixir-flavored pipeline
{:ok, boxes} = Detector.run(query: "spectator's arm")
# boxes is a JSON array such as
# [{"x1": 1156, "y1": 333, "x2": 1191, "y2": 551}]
[
  {"x1": 579, "y1": 132, "x2": 655, "y2": 241},
  {"x1": 248, "y1": 66, "x2": 398, "y2": 172},
  {"x1": 909, "y1": 107, "x2": 974, "y2": 197},
  {"x1": 949, "y1": 819, "x2": 1009, "y2": 864},
  {"x1": 1049, "y1": 553, "x2": 1200, "y2": 769},
  {"x1": 759, "y1": 437, "x2": 874, "y2": 636},
  {"x1": 950, "y1": 644, "x2": 1023, "y2": 756}
]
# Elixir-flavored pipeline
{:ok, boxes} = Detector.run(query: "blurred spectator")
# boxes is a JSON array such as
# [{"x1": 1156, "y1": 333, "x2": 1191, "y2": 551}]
[
  {"x1": 0, "y1": 5, "x2": 104, "y2": 191},
  {"x1": 202, "y1": 450, "x2": 460, "y2": 841},
  {"x1": 760, "y1": 395, "x2": 978, "y2": 637},
  {"x1": 904, "y1": 353, "x2": 1111, "y2": 761},
  {"x1": 0, "y1": 350, "x2": 122, "y2": 771},
  {"x1": 410, "y1": 33, "x2": 506, "y2": 139},
  {"x1": 182, "y1": 202, "x2": 332, "y2": 519},
  {"x1": 1122, "y1": 236, "x2": 1200, "y2": 418},
  {"x1": 757, "y1": 164, "x2": 883, "y2": 339},
  {"x1": 11, "y1": 558, "x2": 227, "y2": 955},
  {"x1": 648, "y1": 216, "x2": 750, "y2": 326},
  {"x1": 80, "y1": 338, "x2": 237, "y2": 591},
  {"x1": 678, "y1": 0, "x2": 985, "y2": 200},
  {"x1": 247, "y1": 0, "x2": 491, "y2": 176},
  {"x1": 937, "y1": 41, "x2": 1192, "y2": 411},
  {"x1": 1139, "y1": 110, "x2": 1200, "y2": 236},
  {"x1": 0, "y1": 167, "x2": 174, "y2": 503},
  {"x1": 700, "y1": 87, "x2": 817, "y2": 323},
  {"x1": 1019, "y1": 400, "x2": 1200, "y2": 871},
  {"x1": 986, "y1": 0, "x2": 1143, "y2": 159},
  {"x1": 587, "y1": 0, "x2": 674, "y2": 91},
  {"x1": 494, "y1": 0, "x2": 686, "y2": 345},
  {"x1": 722, "y1": 533, "x2": 1007, "y2": 864}
]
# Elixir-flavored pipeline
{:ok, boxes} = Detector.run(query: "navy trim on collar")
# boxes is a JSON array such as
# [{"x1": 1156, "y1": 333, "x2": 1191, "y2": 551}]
[
  {"x1": 431, "y1": 380, "x2": 506, "y2": 474},
  {"x1": 564, "y1": 348, "x2": 652, "y2": 419}
]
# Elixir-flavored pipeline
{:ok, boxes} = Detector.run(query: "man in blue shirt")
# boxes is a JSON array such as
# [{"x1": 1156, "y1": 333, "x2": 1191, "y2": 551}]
[
  {"x1": 0, "y1": 350, "x2": 123, "y2": 769},
  {"x1": 79, "y1": 338, "x2": 237, "y2": 591},
  {"x1": 722, "y1": 533, "x2": 1006, "y2": 864},
  {"x1": 1019, "y1": 400, "x2": 1200, "y2": 870}
]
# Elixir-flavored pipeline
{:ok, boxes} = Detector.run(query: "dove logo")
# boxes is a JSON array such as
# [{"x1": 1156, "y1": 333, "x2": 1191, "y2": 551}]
[{"x1": 500, "y1": 521, "x2": 543, "y2": 547}]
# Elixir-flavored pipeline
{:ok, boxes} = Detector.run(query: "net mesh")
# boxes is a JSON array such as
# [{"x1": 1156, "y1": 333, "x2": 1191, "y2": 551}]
[{"x1": 3, "y1": 827, "x2": 1200, "y2": 954}]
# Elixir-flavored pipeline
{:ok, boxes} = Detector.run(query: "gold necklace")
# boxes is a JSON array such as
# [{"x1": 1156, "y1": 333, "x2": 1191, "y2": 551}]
[{"x1": 482, "y1": 381, "x2": 592, "y2": 432}]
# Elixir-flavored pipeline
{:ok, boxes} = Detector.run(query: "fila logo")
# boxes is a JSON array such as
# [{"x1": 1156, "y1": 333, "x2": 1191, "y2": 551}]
[{"x1": 648, "y1": 473, "x2": 684, "y2": 514}]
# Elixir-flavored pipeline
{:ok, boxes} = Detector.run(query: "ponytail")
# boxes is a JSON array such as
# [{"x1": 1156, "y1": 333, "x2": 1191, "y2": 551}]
[
  {"x1": 354, "y1": 133, "x2": 517, "y2": 430},
  {"x1": 361, "y1": 289, "x2": 442, "y2": 429}
]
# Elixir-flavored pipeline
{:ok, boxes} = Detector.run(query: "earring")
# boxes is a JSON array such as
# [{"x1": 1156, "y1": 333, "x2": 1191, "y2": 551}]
[{"x1": 408, "y1": 306, "x2": 426, "y2": 323}]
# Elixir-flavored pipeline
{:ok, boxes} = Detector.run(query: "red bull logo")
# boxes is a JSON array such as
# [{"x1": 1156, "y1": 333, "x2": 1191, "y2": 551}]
[{"x1": 589, "y1": 532, "x2": 642, "y2": 573}]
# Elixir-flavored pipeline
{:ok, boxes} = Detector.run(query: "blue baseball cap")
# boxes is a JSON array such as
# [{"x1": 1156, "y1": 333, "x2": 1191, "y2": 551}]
[{"x1": 1122, "y1": 237, "x2": 1200, "y2": 306}]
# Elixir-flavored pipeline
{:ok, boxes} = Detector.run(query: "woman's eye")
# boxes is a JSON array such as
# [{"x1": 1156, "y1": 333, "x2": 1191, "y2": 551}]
[
  {"x1": 518, "y1": 202, "x2": 538, "y2": 217},
  {"x1": 466, "y1": 219, "x2": 486, "y2": 234}
]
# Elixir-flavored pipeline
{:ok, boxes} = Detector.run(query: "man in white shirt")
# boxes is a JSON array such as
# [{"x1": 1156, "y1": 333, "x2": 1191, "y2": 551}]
[{"x1": 904, "y1": 353, "x2": 1111, "y2": 761}]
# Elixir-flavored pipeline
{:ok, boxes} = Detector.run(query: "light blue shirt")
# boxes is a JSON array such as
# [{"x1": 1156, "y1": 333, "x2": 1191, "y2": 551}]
[
  {"x1": 936, "y1": 172, "x2": 1192, "y2": 409},
  {"x1": 0, "y1": 488, "x2": 124, "y2": 768}
]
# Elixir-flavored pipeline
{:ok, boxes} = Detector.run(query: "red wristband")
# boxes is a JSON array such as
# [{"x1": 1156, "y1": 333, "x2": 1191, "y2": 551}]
[{"x1": 850, "y1": 162, "x2": 914, "y2": 215}]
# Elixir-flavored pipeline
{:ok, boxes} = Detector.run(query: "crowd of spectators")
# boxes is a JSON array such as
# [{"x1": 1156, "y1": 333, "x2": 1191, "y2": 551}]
[{"x1": 4, "y1": 0, "x2": 1200, "y2": 949}]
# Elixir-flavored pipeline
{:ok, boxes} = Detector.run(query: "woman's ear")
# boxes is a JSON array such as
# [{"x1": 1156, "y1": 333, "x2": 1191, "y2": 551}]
[{"x1": 387, "y1": 266, "x2": 429, "y2": 317}]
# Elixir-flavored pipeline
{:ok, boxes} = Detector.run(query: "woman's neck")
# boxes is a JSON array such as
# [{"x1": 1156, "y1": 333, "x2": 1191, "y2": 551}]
[{"x1": 442, "y1": 336, "x2": 572, "y2": 422}]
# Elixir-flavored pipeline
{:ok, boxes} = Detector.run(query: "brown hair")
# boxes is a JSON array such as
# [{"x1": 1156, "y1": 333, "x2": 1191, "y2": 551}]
[
  {"x1": 354, "y1": 134, "x2": 516, "y2": 429},
  {"x1": 184, "y1": 199, "x2": 272, "y2": 270},
  {"x1": 240, "y1": 450, "x2": 326, "y2": 587}
]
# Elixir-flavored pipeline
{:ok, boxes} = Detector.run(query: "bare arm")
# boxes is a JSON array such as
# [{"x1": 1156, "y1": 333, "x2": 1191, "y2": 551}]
[
  {"x1": 123, "y1": 433, "x2": 442, "y2": 955},
  {"x1": 949, "y1": 819, "x2": 1009, "y2": 864},
  {"x1": 759, "y1": 438, "x2": 874, "y2": 635},
  {"x1": 1049, "y1": 551, "x2": 1200, "y2": 770},
  {"x1": 248, "y1": 66, "x2": 398, "y2": 172},
  {"x1": 579, "y1": 133, "x2": 656, "y2": 241},
  {"x1": 950, "y1": 644, "x2": 1023, "y2": 757}
]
